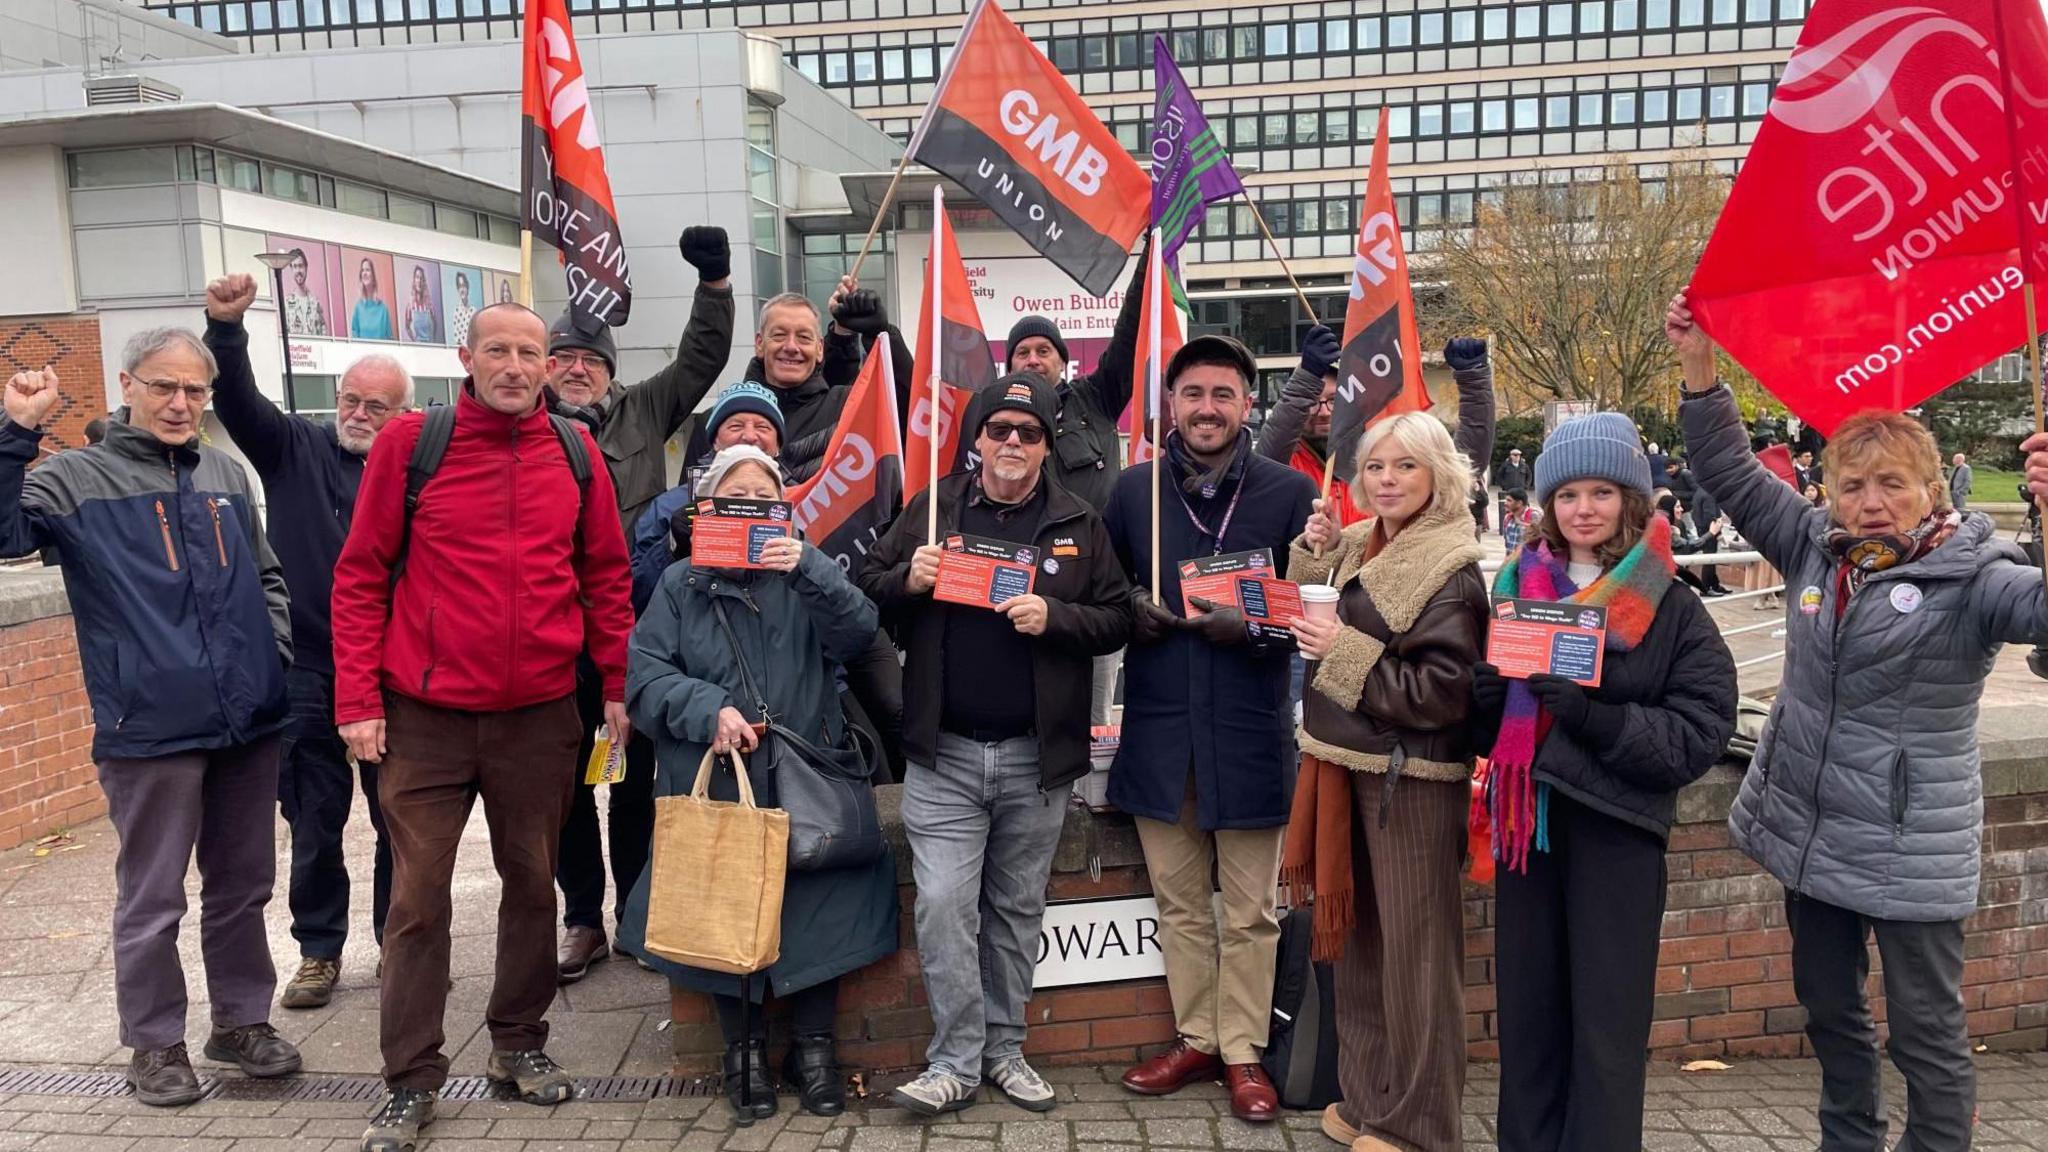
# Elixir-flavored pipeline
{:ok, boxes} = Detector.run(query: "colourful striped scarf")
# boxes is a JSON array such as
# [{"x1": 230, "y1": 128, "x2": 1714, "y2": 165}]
[{"x1": 1487, "y1": 515, "x2": 1676, "y2": 871}]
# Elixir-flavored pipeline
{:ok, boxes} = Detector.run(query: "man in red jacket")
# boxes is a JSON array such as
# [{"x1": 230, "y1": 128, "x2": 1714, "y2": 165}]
[{"x1": 331, "y1": 303, "x2": 635, "y2": 1152}]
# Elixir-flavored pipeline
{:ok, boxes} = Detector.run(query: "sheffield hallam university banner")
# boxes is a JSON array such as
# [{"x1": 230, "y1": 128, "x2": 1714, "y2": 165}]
[
  {"x1": 1688, "y1": 0, "x2": 2048, "y2": 435},
  {"x1": 1329, "y1": 108, "x2": 1430, "y2": 481},
  {"x1": 905, "y1": 0, "x2": 1150, "y2": 296},
  {"x1": 521, "y1": 0, "x2": 633, "y2": 329}
]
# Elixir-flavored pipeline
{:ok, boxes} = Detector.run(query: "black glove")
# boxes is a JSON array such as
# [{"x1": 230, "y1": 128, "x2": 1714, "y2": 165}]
[
  {"x1": 1444, "y1": 337, "x2": 1489, "y2": 372},
  {"x1": 1525, "y1": 673, "x2": 1590, "y2": 730},
  {"x1": 678, "y1": 226, "x2": 731, "y2": 282},
  {"x1": 1186, "y1": 597, "x2": 1250, "y2": 647},
  {"x1": 667, "y1": 501, "x2": 697, "y2": 561},
  {"x1": 1131, "y1": 589, "x2": 1183, "y2": 645},
  {"x1": 1299, "y1": 324, "x2": 1341, "y2": 379},
  {"x1": 833, "y1": 290, "x2": 890, "y2": 337},
  {"x1": 1471, "y1": 661, "x2": 1509, "y2": 718}
]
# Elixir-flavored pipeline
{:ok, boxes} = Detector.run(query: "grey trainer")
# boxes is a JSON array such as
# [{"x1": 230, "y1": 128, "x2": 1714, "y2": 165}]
[
  {"x1": 985, "y1": 1056, "x2": 1056, "y2": 1112},
  {"x1": 889, "y1": 1066, "x2": 978, "y2": 1116}
]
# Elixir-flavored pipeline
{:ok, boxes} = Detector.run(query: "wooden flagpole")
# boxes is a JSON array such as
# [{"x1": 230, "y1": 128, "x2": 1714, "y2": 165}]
[
  {"x1": 1235, "y1": 189, "x2": 1319, "y2": 318},
  {"x1": 518, "y1": 230, "x2": 534, "y2": 308},
  {"x1": 927, "y1": 185, "x2": 945, "y2": 545},
  {"x1": 848, "y1": 148, "x2": 916, "y2": 284},
  {"x1": 1148, "y1": 226, "x2": 1163, "y2": 603}
]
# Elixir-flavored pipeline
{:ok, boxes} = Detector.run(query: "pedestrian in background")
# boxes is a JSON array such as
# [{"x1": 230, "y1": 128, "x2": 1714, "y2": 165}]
[
  {"x1": 203, "y1": 273, "x2": 412, "y2": 1010},
  {"x1": 1, "y1": 350, "x2": 300, "y2": 1107},
  {"x1": 1672, "y1": 293, "x2": 2048, "y2": 1152},
  {"x1": 1284, "y1": 411, "x2": 1488, "y2": 1152},
  {"x1": 1473, "y1": 411, "x2": 1735, "y2": 1152},
  {"x1": 1948, "y1": 451, "x2": 1972, "y2": 511},
  {"x1": 331, "y1": 303, "x2": 635, "y2": 1151}
]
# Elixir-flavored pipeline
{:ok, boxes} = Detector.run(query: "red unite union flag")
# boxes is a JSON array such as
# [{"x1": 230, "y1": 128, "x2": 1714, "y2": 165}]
[
  {"x1": 521, "y1": 0, "x2": 633, "y2": 330},
  {"x1": 1688, "y1": 0, "x2": 2048, "y2": 434}
]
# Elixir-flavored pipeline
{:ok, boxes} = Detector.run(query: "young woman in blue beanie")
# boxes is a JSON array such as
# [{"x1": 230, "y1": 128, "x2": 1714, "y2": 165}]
[{"x1": 1471, "y1": 412, "x2": 1736, "y2": 1152}]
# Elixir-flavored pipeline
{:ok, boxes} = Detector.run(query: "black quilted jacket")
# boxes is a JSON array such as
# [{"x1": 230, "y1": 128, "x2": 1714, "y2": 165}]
[{"x1": 1476, "y1": 585, "x2": 1737, "y2": 841}]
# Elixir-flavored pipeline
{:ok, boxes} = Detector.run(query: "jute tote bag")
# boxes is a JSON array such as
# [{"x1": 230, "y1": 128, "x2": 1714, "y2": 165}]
[{"x1": 643, "y1": 748, "x2": 788, "y2": 974}]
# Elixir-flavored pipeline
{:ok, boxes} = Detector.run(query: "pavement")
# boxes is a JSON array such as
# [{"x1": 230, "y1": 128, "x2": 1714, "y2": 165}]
[{"x1": 1, "y1": 528, "x2": 2046, "y2": 1148}]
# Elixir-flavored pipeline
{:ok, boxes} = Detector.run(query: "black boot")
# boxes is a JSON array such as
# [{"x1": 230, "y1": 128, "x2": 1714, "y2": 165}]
[
  {"x1": 721, "y1": 1040, "x2": 776, "y2": 1122},
  {"x1": 783, "y1": 1033, "x2": 845, "y2": 1117}
]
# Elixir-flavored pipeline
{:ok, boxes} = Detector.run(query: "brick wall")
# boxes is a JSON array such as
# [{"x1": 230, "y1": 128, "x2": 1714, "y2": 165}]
[
  {"x1": 0, "y1": 313, "x2": 108, "y2": 453},
  {"x1": 669, "y1": 758, "x2": 2048, "y2": 1076},
  {"x1": 0, "y1": 576, "x2": 101, "y2": 852}
]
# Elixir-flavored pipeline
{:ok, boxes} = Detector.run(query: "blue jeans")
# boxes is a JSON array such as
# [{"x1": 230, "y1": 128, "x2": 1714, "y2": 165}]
[
  {"x1": 278, "y1": 667, "x2": 389, "y2": 960},
  {"x1": 902, "y1": 733, "x2": 1068, "y2": 1083}
]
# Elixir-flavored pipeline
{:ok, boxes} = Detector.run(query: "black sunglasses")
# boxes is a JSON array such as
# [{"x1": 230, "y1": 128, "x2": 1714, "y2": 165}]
[{"x1": 982, "y1": 419, "x2": 1046, "y2": 446}]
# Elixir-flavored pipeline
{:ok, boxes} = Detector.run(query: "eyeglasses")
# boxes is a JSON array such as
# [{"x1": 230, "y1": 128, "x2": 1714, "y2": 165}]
[
  {"x1": 138, "y1": 379, "x2": 212, "y2": 405},
  {"x1": 337, "y1": 394, "x2": 395, "y2": 418},
  {"x1": 982, "y1": 419, "x2": 1046, "y2": 446},
  {"x1": 1309, "y1": 398, "x2": 1334, "y2": 413},
  {"x1": 555, "y1": 351, "x2": 609, "y2": 373}
]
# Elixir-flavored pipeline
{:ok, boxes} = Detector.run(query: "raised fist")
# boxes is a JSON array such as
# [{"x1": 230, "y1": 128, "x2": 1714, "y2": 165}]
[
  {"x1": 833, "y1": 290, "x2": 889, "y2": 337},
  {"x1": 1444, "y1": 337, "x2": 1488, "y2": 372},
  {"x1": 4, "y1": 366, "x2": 61, "y2": 430},
  {"x1": 678, "y1": 226, "x2": 731, "y2": 283},
  {"x1": 207, "y1": 274, "x2": 260, "y2": 324},
  {"x1": 1298, "y1": 325, "x2": 1340, "y2": 378}
]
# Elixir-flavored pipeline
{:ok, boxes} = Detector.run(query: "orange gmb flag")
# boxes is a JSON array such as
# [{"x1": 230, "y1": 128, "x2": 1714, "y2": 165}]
[
  {"x1": 906, "y1": 0, "x2": 1149, "y2": 296},
  {"x1": 521, "y1": 0, "x2": 632, "y2": 328},
  {"x1": 1127, "y1": 236, "x2": 1184, "y2": 466},
  {"x1": 788, "y1": 336, "x2": 905, "y2": 572},
  {"x1": 1329, "y1": 107, "x2": 1428, "y2": 480},
  {"x1": 906, "y1": 195, "x2": 999, "y2": 497}
]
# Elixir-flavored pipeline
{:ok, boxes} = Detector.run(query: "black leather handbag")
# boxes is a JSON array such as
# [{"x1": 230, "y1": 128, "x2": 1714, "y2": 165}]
[{"x1": 711, "y1": 599, "x2": 884, "y2": 872}]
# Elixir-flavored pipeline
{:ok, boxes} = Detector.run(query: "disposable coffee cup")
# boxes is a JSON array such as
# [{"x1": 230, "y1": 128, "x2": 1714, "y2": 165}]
[{"x1": 1299, "y1": 584, "x2": 1341, "y2": 622}]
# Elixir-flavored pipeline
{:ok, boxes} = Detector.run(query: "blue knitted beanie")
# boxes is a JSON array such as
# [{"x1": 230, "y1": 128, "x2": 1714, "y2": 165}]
[{"x1": 1533, "y1": 411, "x2": 1654, "y2": 504}]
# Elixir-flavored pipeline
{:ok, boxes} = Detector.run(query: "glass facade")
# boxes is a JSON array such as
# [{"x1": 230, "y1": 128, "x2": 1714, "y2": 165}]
[{"x1": 143, "y1": 0, "x2": 1791, "y2": 358}]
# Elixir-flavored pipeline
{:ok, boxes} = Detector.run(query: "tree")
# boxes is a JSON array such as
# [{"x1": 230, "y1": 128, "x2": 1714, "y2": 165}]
[{"x1": 1428, "y1": 155, "x2": 1733, "y2": 416}]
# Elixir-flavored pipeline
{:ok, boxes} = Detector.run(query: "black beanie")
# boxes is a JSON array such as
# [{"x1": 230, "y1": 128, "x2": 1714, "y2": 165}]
[
  {"x1": 548, "y1": 310, "x2": 618, "y2": 375},
  {"x1": 1005, "y1": 315, "x2": 1071, "y2": 368}
]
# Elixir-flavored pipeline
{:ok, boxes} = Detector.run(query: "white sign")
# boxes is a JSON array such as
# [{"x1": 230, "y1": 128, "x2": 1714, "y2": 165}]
[
  {"x1": 1032, "y1": 895, "x2": 1166, "y2": 989},
  {"x1": 958, "y1": 255, "x2": 1142, "y2": 379}
]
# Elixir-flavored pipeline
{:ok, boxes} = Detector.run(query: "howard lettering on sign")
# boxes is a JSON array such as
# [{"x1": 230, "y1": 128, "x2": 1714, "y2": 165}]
[{"x1": 1032, "y1": 896, "x2": 1165, "y2": 989}]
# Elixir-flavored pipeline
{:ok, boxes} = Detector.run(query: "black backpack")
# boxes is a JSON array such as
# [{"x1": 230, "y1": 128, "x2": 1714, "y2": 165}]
[
  {"x1": 394, "y1": 402, "x2": 594, "y2": 581},
  {"x1": 1261, "y1": 901, "x2": 1341, "y2": 1111}
]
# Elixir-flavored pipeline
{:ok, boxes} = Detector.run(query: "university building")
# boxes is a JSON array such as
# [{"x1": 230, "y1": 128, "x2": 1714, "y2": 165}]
[{"x1": 114, "y1": 0, "x2": 1801, "y2": 397}]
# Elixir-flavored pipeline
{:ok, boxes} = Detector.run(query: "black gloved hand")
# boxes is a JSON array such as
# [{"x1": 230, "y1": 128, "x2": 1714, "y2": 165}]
[
  {"x1": 1444, "y1": 337, "x2": 1489, "y2": 372},
  {"x1": 667, "y1": 501, "x2": 697, "y2": 562},
  {"x1": 1131, "y1": 589, "x2": 1184, "y2": 645},
  {"x1": 678, "y1": 226, "x2": 731, "y2": 282},
  {"x1": 1186, "y1": 597, "x2": 1250, "y2": 647},
  {"x1": 833, "y1": 290, "x2": 890, "y2": 337},
  {"x1": 1471, "y1": 661, "x2": 1509, "y2": 718},
  {"x1": 1526, "y1": 673, "x2": 1590, "y2": 730},
  {"x1": 1300, "y1": 324, "x2": 1341, "y2": 379}
]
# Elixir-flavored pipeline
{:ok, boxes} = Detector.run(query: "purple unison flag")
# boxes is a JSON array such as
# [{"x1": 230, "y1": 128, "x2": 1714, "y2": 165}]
[{"x1": 1149, "y1": 37, "x2": 1244, "y2": 270}]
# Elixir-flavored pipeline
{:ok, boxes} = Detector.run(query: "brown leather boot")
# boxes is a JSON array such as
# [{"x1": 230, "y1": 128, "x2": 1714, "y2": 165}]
[{"x1": 556, "y1": 925, "x2": 610, "y2": 984}]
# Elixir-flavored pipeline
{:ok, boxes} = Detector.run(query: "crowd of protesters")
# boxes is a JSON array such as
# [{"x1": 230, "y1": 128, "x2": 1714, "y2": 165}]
[{"x1": 3, "y1": 229, "x2": 2048, "y2": 1152}]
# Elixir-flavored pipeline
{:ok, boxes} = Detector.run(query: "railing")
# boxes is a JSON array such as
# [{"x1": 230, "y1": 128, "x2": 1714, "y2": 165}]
[{"x1": 1480, "y1": 550, "x2": 1790, "y2": 677}]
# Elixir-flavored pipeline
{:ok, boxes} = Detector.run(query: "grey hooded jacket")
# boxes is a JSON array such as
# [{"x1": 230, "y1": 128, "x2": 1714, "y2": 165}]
[{"x1": 1680, "y1": 385, "x2": 2048, "y2": 922}]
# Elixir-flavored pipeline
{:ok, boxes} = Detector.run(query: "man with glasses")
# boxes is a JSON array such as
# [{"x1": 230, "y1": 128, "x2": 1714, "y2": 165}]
[
  {"x1": 204, "y1": 273, "x2": 413, "y2": 1011},
  {"x1": 859, "y1": 376, "x2": 1133, "y2": 1117},
  {"x1": 1, "y1": 330, "x2": 300, "y2": 1107},
  {"x1": 541, "y1": 227, "x2": 736, "y2": 981}
]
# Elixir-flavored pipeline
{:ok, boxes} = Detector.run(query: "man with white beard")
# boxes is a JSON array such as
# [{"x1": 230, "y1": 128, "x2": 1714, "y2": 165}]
[{"x1": 204, "y1": 273, "x2": 412, "y2": 1011}]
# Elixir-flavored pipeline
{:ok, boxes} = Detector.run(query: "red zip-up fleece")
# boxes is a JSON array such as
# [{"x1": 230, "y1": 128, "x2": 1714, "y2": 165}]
[{"x1": 331, "y1": 385, "x2": 634, "y2": 725}]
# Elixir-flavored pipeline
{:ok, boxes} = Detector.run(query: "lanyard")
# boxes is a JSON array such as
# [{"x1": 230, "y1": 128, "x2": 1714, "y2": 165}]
[{"x1": 1175, "y1": 477, "x2": 1244, "y2": 557}]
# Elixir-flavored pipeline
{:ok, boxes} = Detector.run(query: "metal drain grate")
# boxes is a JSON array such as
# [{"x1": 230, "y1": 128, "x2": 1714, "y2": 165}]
[{"x1": 0, "y1": 1066, "x2": 718, "y2": 1104}]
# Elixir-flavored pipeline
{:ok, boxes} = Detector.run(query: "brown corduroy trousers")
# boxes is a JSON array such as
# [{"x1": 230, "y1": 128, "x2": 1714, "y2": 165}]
[
  {"x1": 377, "y1": 691, "x2": 580, "y2": 1091},
  {"x1": 1332, "y1": 773, "x2": 1469, "y2": 1152}
]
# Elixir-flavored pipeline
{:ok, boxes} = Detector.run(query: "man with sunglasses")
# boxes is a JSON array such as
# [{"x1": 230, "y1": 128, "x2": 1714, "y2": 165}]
[
  {"x1": 860, "y1": 375, "x2": 1133, "y2": 1118},
  {"x1": 203, "y1": 273, "x2": 413, "y2": 1011},
  {"x1": 1, "y1": 330, "x2": 299, "y2": 1107}
]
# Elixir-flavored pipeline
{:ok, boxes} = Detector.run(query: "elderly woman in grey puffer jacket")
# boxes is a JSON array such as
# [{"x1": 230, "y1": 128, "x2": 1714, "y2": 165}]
[{"x1": 1669, "y1": 294, "x2": 2048, "y2": 1152}]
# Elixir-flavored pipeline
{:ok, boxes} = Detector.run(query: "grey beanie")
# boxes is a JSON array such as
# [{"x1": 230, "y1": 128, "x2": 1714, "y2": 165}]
[
  {"x1": 1533, "y1": 412, "x2": 1654, "y2": 504},
  {"x1": 695, "y1": 444, "x2": 785, "y2": 499}
]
